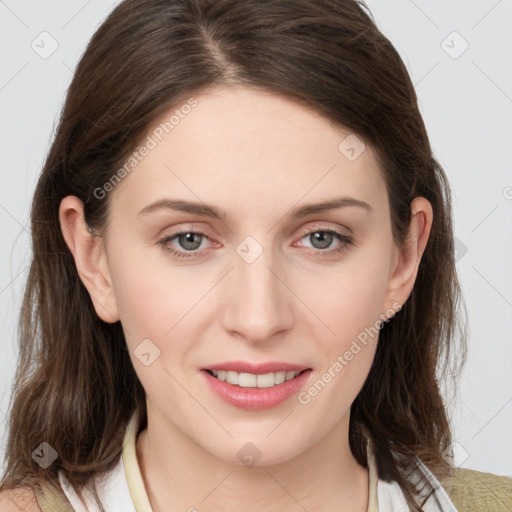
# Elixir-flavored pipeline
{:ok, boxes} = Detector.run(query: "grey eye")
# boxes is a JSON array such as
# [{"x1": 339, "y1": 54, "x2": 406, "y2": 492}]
[
  {"x1": 307, "y1": 231, "x2": 335, "y2": 250},
  {"x1": 177, "y1": 232, "x2": 203, "y2": 251}
]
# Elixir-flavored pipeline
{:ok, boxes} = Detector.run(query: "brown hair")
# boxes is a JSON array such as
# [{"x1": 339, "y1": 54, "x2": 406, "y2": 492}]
[{"x1": 1, "y1": 0, "x2": 466, "y2": 510}]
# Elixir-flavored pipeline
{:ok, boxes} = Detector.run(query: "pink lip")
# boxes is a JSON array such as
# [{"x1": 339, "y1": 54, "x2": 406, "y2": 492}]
[
  {"x1": 201, "y1": 368, "x2": 312, "y2": 411},
  {"x1": 202, "y1": 360, "x2": 311, "y2": 374}
]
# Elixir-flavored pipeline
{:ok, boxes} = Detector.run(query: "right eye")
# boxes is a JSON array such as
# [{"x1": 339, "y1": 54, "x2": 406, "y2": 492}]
[{"x1": 158, "y1": 231, "x2": 212, "y2": 259}]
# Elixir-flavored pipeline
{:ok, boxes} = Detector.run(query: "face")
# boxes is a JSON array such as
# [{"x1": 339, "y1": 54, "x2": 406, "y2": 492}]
[{"x1": 87, "y1": 85, "x2": 407, "y2": 465}]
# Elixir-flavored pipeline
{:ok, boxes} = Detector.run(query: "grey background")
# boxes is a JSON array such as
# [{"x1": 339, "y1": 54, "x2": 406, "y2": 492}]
[{"x1": 1, "y1": 0, "x2": 511, "y2": 477}]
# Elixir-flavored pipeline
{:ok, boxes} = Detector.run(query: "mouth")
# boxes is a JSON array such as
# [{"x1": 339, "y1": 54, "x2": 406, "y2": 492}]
[
  {"x1": 201, "y1": 365, "x2": 313, "y2": 411},
  {"x1": 203, "y1": 368, "x2": 310, "y2": 388}
]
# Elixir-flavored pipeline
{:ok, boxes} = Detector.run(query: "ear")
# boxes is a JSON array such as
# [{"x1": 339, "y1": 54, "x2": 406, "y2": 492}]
[
  {"x1": 59, "y1": 196, "x2": 120, "y2": 323},
  {"x1": 381, "y1": 196, "x2": 433, "y2": 319}
]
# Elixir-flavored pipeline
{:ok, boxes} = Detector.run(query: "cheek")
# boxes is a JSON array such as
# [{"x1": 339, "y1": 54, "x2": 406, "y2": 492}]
[
  {"x1": 301, "y1": 255, "x2": 390, "y2": 339},
  {"x1": 298, "y1": 280, "x2": 382, "y2": 421},
  {"x1": 108, "y1": 254, "x2": 205, "y2": 406},
  {"x1": 107, "y1": 244, "x2": 204, "y2": 342},
  {"x1": 295, "y1": 249, "x2": 390, "y2": 403}
]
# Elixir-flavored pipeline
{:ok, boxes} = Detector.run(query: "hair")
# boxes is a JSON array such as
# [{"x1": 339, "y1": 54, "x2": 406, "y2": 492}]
[{"x1": 1, "y1": 0, "x2": 467, "y2": 510}]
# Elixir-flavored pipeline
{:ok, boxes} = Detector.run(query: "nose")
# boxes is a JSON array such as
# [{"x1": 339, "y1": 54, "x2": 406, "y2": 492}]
[{"x1": 221, "y1": 241, "x2": 294, "y2": 345}]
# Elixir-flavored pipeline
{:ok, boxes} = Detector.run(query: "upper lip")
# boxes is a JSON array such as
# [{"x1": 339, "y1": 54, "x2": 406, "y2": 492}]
[{"x1": 202, "y1": 361, "x2": 311, "y2": 374}]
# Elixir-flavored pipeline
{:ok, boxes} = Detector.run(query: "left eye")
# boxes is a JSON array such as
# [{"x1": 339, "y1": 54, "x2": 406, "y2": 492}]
[
  {"x1": 300, "y1": 230, "x2": 341, "y2": 250},
  {"x1": 297, "y1": 229, "x2": 353, "y2": 256}
]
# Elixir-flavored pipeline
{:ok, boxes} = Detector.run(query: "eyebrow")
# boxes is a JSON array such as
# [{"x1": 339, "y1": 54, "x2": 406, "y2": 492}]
[{"x1": 138, "y1": 196, "x2": 372, "y2": 220}]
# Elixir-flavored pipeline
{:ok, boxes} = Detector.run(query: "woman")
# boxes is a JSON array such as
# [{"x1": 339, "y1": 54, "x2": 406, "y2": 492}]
[{"x1": 1, "y1": 0, "x2": 510, "y2": 511}]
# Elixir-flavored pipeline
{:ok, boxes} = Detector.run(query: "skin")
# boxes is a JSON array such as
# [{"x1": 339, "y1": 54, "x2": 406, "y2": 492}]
[{"x1": 59, "y1": 85, "x2": 432, "y2": 512}]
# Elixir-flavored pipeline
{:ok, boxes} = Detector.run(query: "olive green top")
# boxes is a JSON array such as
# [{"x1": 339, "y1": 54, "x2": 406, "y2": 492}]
[{"x1": 440, "y1": 467, "x2": 512, "y2": 512}]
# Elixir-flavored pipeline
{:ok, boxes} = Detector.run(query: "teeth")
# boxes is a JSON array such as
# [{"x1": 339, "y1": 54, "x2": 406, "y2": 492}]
[{"x1": 210, "y1": 370, "x2": 302, "y2": 387}]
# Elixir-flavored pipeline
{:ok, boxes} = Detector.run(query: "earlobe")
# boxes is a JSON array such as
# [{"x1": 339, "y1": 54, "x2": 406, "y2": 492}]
[
  {"x1": 59, "y1": 196, "x2": 120, "y2": 323},
  {"x1": 382, "y1": 197, "x2": 433, "y2": 316}
]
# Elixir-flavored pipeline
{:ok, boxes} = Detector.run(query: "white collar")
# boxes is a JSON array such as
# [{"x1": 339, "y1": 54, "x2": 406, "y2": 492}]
[{"x1": 58, "y1": 410, "x2": 458, "y2": 511}]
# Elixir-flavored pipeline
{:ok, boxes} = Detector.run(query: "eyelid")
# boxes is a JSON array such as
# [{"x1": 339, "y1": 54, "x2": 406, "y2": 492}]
[
  {"x1": 295, "y1": 220, "x2": 352, "y2": 237},
  {"x1": 291, "y1": 219, "x2": 352, "y2": 242},
  {"x1": 293, "y1": 225, "x2": 353, "y2": 253},
  {"x1": 158, "y1": 221, "x2": 353, "y2": 260},
  {"x1": 157, "y1": 221, "x2": 351, "y2": 245}
]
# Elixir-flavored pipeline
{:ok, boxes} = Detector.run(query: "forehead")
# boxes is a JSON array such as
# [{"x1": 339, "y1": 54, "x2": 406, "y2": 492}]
[{"x1": 109, "y1": 85, "x2": 388, "y2": 222}]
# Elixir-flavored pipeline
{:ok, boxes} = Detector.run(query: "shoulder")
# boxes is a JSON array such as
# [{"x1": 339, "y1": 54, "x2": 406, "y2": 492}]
[
  {"x1": 441, "y1": 467, "x2": 512, "y2": 512},
  {"x1": 0, "y1": 480, "x2": 75, "y2": 512},
  {"x1": 0, "y1": 487, "x2": 41, "y2": 512}
]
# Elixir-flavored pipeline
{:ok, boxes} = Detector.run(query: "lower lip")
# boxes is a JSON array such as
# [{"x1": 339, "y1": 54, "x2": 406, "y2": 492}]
[{"x1": 201, "y1": 369, "x2": 312, "y2": 411}]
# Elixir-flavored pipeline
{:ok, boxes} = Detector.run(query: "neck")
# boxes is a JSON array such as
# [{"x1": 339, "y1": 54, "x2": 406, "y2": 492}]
[{"x1": 135, "y1": 407, "x2": 369, "y2": 512}]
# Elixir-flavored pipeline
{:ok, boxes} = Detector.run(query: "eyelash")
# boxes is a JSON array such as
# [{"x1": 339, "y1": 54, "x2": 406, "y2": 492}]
[{"x1": 157, "y1": 228, "x2": 353, "y2": 260}]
